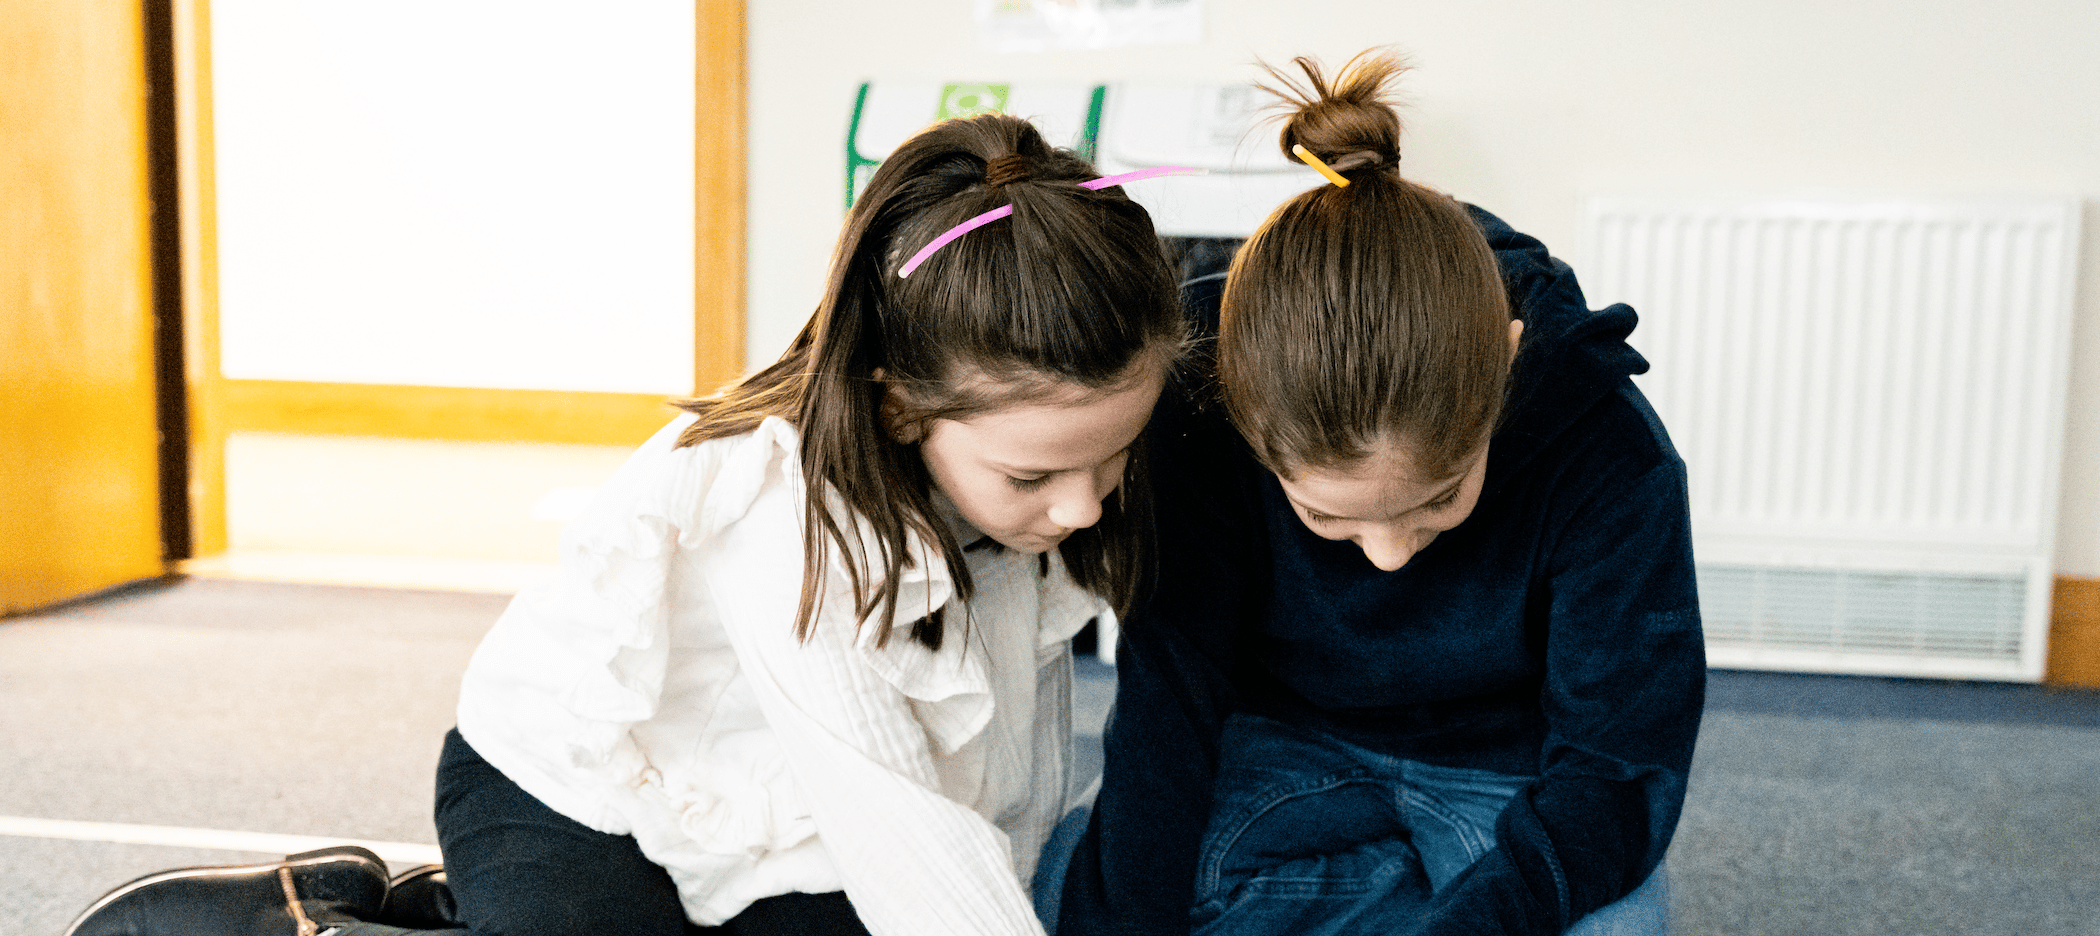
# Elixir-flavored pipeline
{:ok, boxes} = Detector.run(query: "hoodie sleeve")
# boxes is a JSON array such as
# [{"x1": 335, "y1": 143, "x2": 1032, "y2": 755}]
[
  {"x1": 1057, "y1": 591, "x2": 1241, "y2": 936},
  {"x1": 1058, "y1": 356, "x2": 1269, "y2": 936},
  {"x1": 1399, "y1": 402, "x2": 1705, "y2": 936}
]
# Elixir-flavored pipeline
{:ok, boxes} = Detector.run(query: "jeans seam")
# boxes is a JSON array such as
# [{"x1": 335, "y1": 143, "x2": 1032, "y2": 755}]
[
  {"x1": 1548, "y1": 842, "x2": 1571, "y2": 924},
  {"x1": 1193, "y1": 767, "x2": 1386, "y2": 907},
  {"x1": 1396, "y1": 787, "x2": 1492, "y2": 866}
]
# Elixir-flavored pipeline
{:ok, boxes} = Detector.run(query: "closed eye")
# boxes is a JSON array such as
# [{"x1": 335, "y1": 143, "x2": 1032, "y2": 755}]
[
  {"x1": 1007, "y1": 475, "x2": 1051, "y2": 492},
  {"x1": 1300, "y1": 489, "x2": 1456, "y2": 525}
]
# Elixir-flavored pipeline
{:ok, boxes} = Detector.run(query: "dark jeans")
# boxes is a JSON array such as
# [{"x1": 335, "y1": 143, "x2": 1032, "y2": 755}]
[
  {"x1": 1191, "y1": 714, "x2": 1667, "y2": 936},
  {"x1": 343, "y1": 729, "x2": 870, "y2": 936}
]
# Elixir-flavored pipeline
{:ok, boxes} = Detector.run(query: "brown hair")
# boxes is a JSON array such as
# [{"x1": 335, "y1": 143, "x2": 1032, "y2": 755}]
[
  {"x1": 1220, "y1": 50, "x2": 1512, "y2": 480},
  {"x1": 672, "y1": 114, "x2": 1184, "y2": 648}
]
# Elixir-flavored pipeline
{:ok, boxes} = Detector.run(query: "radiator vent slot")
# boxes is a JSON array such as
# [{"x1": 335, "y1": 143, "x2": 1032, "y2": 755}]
[{"x1": 1700, "y1": 566, "x2": 2026, "y2": 662}]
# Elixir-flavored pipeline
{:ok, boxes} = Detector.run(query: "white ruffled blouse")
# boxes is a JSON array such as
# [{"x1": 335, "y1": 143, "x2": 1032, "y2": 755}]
[{"x1": 456, "y1": 415, "x2": 1100, "y2": 935}]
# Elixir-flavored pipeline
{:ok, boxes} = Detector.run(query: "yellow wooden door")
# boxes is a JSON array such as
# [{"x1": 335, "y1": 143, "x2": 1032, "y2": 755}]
[{"x1": 1, "y1": 0, "x2": 168, "y2": 613}]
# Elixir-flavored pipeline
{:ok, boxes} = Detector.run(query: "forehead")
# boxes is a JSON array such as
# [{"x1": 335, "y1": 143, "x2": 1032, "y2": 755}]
[
  {"x1": 936, "y1": 367, "x2": 1162, "y2": 468},
  {"x1": 1279, "y1": 442, "x2": 1465, "y2": 514}
]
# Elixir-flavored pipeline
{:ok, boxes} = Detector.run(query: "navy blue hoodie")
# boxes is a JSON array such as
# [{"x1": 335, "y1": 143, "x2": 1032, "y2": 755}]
[{"x1": 1059, "y1": 207, "x2": 1706, "y2": 935}]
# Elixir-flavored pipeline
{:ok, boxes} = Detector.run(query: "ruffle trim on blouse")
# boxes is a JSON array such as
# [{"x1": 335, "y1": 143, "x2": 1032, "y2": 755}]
[
  {"x1": 542, "y1": 413, "x2": 995, "y2": 777},
  {"x1": 551, "y1": 415, "x2": 771, "y2": 772},
  {"x1": 838, "y1": 509, "x2": 991, "y2": 756},
  {"x1": 638, "y1": 751, "x2": 818, "y2": 858}
]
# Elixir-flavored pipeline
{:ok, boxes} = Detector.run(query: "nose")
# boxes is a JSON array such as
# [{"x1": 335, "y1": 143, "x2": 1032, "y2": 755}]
[
  {"x1": 1354, "y1": 526, "x2": 1418, "y2": 572},
  {"x1": 1044, "y1": 474, "x2": 1108, "y2": 531}
]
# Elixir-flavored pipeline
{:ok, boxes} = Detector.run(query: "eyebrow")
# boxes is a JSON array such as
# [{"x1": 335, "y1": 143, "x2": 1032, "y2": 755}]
[
  {"x1": 1297, "y1": 476, "x2": 1465, "y2": 521},
  {"x1": 987, "y1": 453, "x2": 1075, "y2": 473},
  {"x1": 988, "y1": 446, "x2": 1130, "y2": 476}
]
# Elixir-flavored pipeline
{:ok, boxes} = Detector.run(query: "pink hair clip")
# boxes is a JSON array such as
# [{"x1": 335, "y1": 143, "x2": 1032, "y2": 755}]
[{"x1": 897, "y1": 165, "x2": 1207, "y2": 278}]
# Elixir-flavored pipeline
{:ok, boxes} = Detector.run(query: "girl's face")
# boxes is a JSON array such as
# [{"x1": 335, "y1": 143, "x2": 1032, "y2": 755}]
[
  {"x1": 1276, "y1": 438, "x2": 1490, "y2": 572},
  {"x1": 906, "y1": 362, "x2": 1164, "y2": 555}
]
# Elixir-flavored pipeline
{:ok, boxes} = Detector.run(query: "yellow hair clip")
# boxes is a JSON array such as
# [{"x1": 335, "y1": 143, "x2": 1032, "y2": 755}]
[{"x1": 1292, "y1": 144, "x2": 1351, "y2": 188}]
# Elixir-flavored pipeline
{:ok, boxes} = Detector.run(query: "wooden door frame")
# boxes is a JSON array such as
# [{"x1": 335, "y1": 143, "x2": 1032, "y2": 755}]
[
  {"x1": 170, "y1": 0, "x2": 748, "y2": 557},
  {"x1": 695, "y1": 0, "x2": 747, "y2": 399}
]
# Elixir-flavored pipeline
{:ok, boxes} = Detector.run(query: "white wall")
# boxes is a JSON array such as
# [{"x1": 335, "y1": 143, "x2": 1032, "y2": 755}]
[{"x1": 747, "y1": 0, "x2": 2100, "y2": 575}]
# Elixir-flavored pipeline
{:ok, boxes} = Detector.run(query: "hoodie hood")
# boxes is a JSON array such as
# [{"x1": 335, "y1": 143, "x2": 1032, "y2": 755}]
[{"x1": 1469, "y1": 205, "x2": 1650, "y2": 493}]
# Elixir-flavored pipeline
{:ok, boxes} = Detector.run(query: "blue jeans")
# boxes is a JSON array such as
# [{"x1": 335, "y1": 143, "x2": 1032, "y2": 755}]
[
  {"x1": 1190, "y1": 714, "x2": 1668, "y2": 936},
  {"x1": 1034, "y1": 798, "x2": 1093, "y2": 935}
]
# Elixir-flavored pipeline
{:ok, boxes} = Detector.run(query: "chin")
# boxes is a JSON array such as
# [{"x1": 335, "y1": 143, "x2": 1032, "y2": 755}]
[{"x1": 994, "y1": 533, "x2": 1062, "y2": 555}]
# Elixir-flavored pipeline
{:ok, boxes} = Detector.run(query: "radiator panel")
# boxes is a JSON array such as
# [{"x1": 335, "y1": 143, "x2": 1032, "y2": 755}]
[{"x1": 1582, "y1": 197, "x2": 2081, "y2": 680}]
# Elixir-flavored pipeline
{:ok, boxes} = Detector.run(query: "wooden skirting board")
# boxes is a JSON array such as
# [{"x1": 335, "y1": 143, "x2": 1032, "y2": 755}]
[{"x1": 2049, "y1": 576, "x2": 2100, "y2": 688}]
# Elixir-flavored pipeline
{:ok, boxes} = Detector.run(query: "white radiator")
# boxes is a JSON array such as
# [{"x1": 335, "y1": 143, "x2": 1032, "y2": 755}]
[{"x1": 1581, "y1": 196, "x2": 2083, "y2": 681}]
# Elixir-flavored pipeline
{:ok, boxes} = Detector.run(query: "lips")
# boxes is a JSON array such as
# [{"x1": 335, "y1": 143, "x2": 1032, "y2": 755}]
[{"x1": 1002, "y1": 530, "x2": 1070, "y2": 552}]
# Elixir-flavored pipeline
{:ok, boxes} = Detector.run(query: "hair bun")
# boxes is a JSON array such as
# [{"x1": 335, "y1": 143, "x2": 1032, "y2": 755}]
[
  {"x1": 1321, "y1": 150, "x2": 1388, "y2": 172},
  {"x1": 1258, "y1": 50, "x2": 1409, "y2": 173},
  {"x1": 984, "y1": 154, "x2": 1033, "y2": 188}
]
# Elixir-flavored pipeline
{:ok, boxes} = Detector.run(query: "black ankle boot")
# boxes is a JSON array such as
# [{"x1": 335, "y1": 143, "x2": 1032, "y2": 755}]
[
  {"x1": 375, "y1": 865, "x2": 458, "y2": 928},
  {"x1": 62, "y1": 845, "x2": 391, "y2": 936}
]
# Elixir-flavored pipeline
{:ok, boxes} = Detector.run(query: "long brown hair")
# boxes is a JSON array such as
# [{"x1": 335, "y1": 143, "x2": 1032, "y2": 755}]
[
  {"x1": 1220, "y1": 50, "x2": 1512, "y2": 480},
  {"x1": 673, "y1": 114, "x2": 1184, "y2": 648}
]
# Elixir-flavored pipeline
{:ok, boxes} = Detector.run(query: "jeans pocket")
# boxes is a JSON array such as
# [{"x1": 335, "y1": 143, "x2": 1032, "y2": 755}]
[{"x1": 1191, "y1": 767, "x2": 1432, "y2": 936}]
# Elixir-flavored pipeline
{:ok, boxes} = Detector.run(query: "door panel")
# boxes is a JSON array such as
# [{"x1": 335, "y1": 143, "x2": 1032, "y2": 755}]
[{"x1": 1, "y1": 0, "x2": 167, "y2": 613}]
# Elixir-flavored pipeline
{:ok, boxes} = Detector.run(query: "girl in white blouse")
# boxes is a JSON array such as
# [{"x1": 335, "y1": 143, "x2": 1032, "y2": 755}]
[{"x1": 63, "y1": 114, "x2": 1191, "y2": 936}]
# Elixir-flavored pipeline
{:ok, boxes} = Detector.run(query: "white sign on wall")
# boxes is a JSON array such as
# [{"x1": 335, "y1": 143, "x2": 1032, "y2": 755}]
[{"x1": 1094, "y1": 82, "x2": 1316, "y2": 238}]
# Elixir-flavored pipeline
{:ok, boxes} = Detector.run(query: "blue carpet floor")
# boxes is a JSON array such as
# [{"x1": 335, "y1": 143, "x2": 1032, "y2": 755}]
[{"x1": 4, "y1": 580, "x2": 2096, "y2": 935}]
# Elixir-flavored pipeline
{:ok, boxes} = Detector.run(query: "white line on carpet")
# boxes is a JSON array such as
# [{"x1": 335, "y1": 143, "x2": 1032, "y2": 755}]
[{"x1": 0, "y1": 816, "x2": 442, "y2": 865}]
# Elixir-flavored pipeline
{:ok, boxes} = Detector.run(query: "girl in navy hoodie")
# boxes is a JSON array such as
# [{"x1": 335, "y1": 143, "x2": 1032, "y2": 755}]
[{"x1": 1058, "y1": 51, "x2": 1704, "y2": 936}]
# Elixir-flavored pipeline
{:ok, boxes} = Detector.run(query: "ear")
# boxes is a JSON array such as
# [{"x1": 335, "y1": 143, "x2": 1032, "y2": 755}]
[
  {"x1": 1507, "y1": 318, "x2": 1525, "y2": 364},
  {"x1": 875, "y1": 371, "x2": 922, "y2": 444}
]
